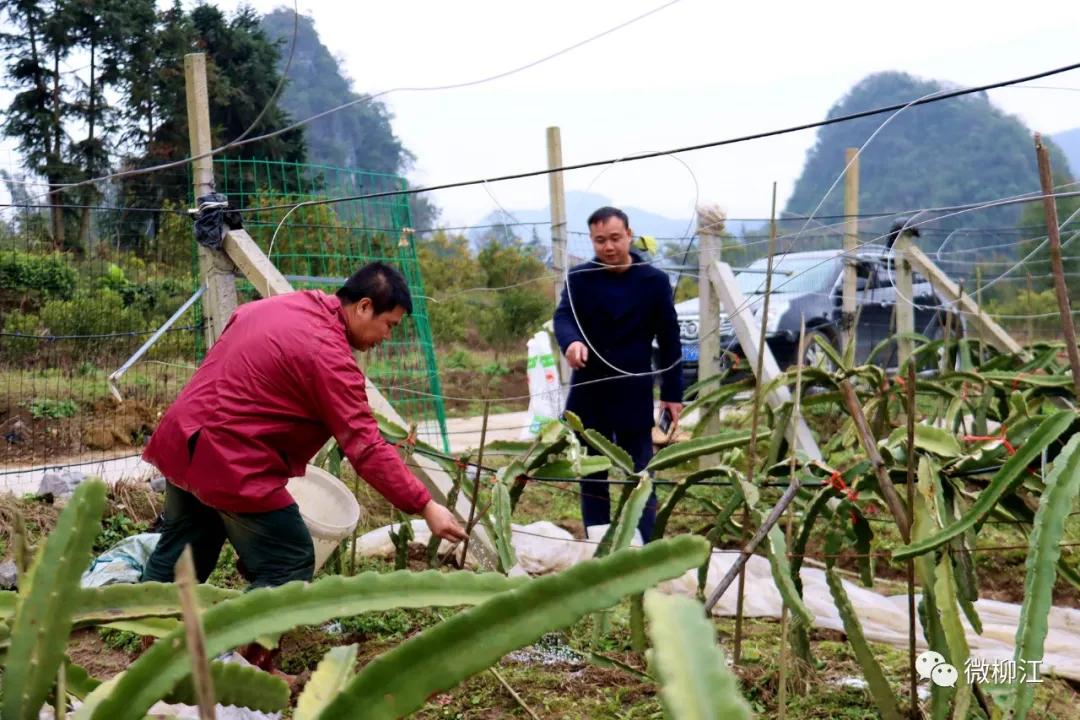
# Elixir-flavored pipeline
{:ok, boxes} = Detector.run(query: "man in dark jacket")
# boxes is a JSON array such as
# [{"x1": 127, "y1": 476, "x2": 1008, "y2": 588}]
[{"x1": 553, "y1": 207, "x2": 683, "y2": 541}]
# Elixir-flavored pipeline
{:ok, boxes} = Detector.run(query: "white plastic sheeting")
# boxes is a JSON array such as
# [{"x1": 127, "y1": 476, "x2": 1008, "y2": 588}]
[{"x1": 356, "y1": 520, "x2": 1080, "y2": 682}]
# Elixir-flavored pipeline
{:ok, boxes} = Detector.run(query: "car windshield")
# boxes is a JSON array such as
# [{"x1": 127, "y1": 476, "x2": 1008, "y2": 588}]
[{"x1": 734, "y1": 255, "x2": 841, "y2": 295}]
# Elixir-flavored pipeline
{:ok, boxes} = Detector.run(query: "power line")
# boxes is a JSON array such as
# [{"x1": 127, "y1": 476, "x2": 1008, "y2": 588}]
[
  {"x1": 26, "y1": 0, "x2": 683, "y2": 201},
  {"x1": 241, "y1": 60, "x2": 1080, "y2": 215}
]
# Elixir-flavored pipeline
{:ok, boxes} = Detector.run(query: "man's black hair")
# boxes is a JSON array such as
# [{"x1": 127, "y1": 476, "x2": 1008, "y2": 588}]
[
  {"x1": 587, "y1": 206, "x2": 630, "y2": 231},
  {"x1": 336, "y1": 261, "x2": 413, "y2": 314}
]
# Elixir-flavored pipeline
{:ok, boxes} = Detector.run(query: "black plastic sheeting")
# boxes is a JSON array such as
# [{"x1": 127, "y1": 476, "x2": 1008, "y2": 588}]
[{"x1": 193, "y1": 192, "x2": 243, "y2": 250}]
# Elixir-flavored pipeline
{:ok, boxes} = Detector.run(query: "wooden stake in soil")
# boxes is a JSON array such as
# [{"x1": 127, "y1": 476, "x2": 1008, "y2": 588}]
[
  {"x1": 838, "y1": 380, "x2": 910, "y2": 542},
  {"x1": 460, "y1": 400, "x2": 492, "y2": 566},
  {"x1": 733, "y1": 182, "x2": 780, "y2": 665},
  {"x1": 175, "y1": 545, "x2": 216, "y2": 720},
  {"x1": 704, "y1": 480, "x2": 802, "y2": 615},
  {"x1": 1035, "y1": 133, "x2": 1080, "y2": 399},
  {"x1": 905, "y1": 361, "x2": 920, "y2": 720}
]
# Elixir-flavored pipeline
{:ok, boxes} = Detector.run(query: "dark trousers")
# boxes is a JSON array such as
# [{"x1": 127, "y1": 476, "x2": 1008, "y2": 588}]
[
  {"x1": 579, "y1": 425, "x2": 658, "y2": 542},
  {"x1": 143, "y1": 481, "x2": 315, "y2": 588}
]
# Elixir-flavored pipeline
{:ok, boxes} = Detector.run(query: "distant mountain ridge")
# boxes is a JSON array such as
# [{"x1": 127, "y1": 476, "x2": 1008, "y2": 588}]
[
  {"x1": 1054, "y1": 127, "x2": 1080, "y2": 179},
  {"x1": 785, "y1": 71, "x2": 1073, "y2": 233},
  {"x1": 470, "y1": 191, "x2": 695, "y2": 250}
]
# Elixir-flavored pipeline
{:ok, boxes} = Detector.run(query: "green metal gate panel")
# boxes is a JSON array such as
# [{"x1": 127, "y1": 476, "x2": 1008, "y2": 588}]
[{"x1": 209, "y1": 158, "x2": 449, "y2": 451}]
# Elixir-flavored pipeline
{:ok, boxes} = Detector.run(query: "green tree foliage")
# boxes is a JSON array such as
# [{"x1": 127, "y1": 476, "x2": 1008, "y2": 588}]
[
  {"x1": 477, "y1": 237, "x2": 552, "y2": 355},
  {"x1": 260, "y1": 7, "x2": 438, "y2": 228},
  {"x1": 785, "y1": 72, "x2": 1074, "y2": 232},
  {"x1": 415, "y1": 231, "x2": 552, "y2": 351},
  {"x1": 191, "y1": 5, "x2": 305, "y2": 165},
  {"x1": 1, "y1": 1, "x2": 306, "y2": 250},
  {"x1": 1013, "y1": 187, "x2": 1080, "y2": 306},
  {"x1": 415, "y1": 231, "x2": 483, "y2": 344},
  {"x1": 0, "y1": 0, "x2": 79, "y2": 249},
  {"x1": 0, "y1": 250, "x2": 77, "y2": 308}
]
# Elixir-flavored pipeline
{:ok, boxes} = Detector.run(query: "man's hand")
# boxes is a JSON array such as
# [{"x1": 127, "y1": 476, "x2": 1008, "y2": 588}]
[
  {"x1": 421, "y1": 500, "x2": 469, "y2": 542},
  {"x1": 660, "y1": 401, "x2": 684, "y2": 433},
  {"x1": 566, "y1": 341, "x2": 589, "y2": 369}
]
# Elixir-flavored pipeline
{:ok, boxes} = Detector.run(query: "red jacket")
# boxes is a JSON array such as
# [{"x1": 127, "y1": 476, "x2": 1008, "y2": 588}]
[{"x1": 143, "y1": 290, "x2": 432, "y2": 514}]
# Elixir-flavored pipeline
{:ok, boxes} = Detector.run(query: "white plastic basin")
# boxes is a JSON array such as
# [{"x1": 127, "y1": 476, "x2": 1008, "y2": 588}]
[{"x1": 286, "y1": 465, "x2": 362, "y2": 573}]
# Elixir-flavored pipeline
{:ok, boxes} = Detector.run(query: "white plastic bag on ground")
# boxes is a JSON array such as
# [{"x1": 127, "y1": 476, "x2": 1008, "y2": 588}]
[
  {"x1": 520, "y1": 323, "x2": 564, "y2": 439},
  {"x1": 80, "y1": 532, "x2": 161, "y2": 587},
  {"x1": 54, "y1": 653, "x2": 281, "y2": 720},
  {"x1": 352, "y1": 520, "x2": 1080, "y2": 682}
]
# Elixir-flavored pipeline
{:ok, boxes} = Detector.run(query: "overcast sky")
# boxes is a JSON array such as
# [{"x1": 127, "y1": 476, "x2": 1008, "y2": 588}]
[{"x1": 7, "y1": 0, "x2": 1080, "y2": 229}]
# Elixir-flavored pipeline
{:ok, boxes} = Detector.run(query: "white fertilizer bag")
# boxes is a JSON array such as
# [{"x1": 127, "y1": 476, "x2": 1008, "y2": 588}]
[{"x1": 521, "y1": 324, "x2": 564, "y2": 439}]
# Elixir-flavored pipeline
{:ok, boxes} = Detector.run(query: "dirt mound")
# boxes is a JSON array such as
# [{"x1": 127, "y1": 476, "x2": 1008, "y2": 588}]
[
  {"x1": 439, "y1": 359, "x2": 529, "y2": 414},
  {"x1": 2, "y1": 398, "x2": 160, "y2": 468},
  {"x1": 81, "y1": 400, "x2": 157, "y2": 451}
]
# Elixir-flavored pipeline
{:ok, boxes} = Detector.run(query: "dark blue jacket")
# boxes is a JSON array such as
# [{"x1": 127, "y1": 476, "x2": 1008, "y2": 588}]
[{"x1": 553, "y1": 253, "x2": 682, "y2": 432}]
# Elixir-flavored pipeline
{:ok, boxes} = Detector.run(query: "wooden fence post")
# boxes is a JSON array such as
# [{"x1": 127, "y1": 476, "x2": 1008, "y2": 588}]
[
  {"x1": 547, "y1": 127, "x2": 571, "y2": 388},
  {"x1": 184, "y1": 53, "x2": 238, "y2": 348},
  {"x1": 1035, "y1": 133, "x2": 1080, "y2": 399},
  {"x1": 698, "y1": 212, "x2": 723, "y2": 458},
  {"x1": 842, "y1": 148, "x2": 860, "y2": 352},
  {"x1": 894, "y1": 235, "x2": 915, "y2": 368}
]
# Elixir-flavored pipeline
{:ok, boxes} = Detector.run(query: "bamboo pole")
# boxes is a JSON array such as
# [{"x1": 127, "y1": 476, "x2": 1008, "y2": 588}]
[
  {"x1": 704, "y1": 481, "x2": 802, "y2": 615},
  {"x1": 1034, "y1": 133, "x2": 1080, "y2": 399},
  {"x1": 838, "y1": 380, "x2": 910, "y2": 542},
  {"x1": 460, "y1": 400, "x2": 492, "y2": 566},
  {"x1": 176, "y1": 546, "x2": 216, "y2": 720}
]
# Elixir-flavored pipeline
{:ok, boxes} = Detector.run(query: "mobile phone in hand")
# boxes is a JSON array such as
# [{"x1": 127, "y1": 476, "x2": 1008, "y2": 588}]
[{"x1": 659, "y1": 408, "x2": 673, "y2": 434}]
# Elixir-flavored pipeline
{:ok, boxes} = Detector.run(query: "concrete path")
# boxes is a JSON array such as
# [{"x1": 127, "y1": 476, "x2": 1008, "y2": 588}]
[
  {"x1": 420, "y1": 410, "x2": 533, "y2": 454},
  {"x1": 1, "y1": 453, "x2": 157, "y2": 496},
  {"x1": 0, "y1": 405, "x2": 705, "y2": 494},
  {"x1": 422, "y1": 403, "x2": 703, "y2": 454}
]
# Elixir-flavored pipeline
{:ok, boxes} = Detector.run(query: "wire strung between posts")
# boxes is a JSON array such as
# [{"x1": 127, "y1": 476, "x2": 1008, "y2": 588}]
[
  {"x1": 404, "y1": 184, "x2": 1080, "y2": 381},
  {"x1": 399, "y1": 457, "x2": 814, "y2": 488},
  {"x1": 708, "y1": 187, "x2": 1080, "y2": 343},
  {"x1": 17, "y1": 0, "x2": 684, "y2": 206},
  {"x1": 0, "y1": 325, "x2": 201, "y2": 341},
  {"x1": 0, "y1": 202, "x2": 186, "y2": 215},
  {"x1": 239, "y1": 60, "x2": 1080, "y2": 216}
]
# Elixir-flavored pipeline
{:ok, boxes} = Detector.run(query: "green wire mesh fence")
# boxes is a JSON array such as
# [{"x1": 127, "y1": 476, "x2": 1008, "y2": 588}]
[
  {"x1": 1, "y1": 186, "x2": 200, "y2": 486},
  {"x1": 210, "y1": 157, "x2": 449, "y2": 452},
  {"x1": 0, "y1": 158, "x2": 447, "y2": 487}
]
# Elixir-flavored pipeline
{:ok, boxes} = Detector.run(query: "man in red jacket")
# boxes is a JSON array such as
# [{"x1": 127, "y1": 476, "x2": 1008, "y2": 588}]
[{"x1": 141, "y1": 261, "x2": 466, "y2": 589}]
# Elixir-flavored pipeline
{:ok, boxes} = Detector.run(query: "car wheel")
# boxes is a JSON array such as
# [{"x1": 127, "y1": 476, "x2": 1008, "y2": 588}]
[{"x1": 801, "y1": 329, "x2": 838, "y2": 372}]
